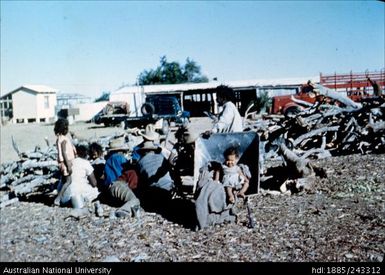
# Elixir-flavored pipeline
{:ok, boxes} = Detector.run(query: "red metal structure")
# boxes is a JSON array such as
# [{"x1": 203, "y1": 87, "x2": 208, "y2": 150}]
[
  {"x1": 320, "y1": 70, "x2": 385, "y2": 95},
  {"x1": 271, "y1": 70, "x2": 385, "y2": 115}
]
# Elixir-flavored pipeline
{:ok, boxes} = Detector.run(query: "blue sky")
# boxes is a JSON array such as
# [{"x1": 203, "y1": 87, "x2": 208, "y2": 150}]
[{"x1": 1, "y1": 1, "x2": 384, "y2": 99}]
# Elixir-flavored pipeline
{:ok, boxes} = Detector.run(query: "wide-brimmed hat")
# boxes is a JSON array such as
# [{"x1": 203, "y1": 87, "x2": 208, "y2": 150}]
[
  {"x1": 108, "y1": 137, "x2": 129, "y2": 151},
  {"x1": 138, "y1": 141, "x2": 160, "y2": 151},
  {"x1": 139, "y1": 124, "x2": 160, "y2": 141}
]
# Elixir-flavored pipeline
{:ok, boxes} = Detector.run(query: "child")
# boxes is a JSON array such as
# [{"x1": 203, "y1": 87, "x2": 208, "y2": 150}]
[
  {"x1": 88, "y1": 142, "x2": 105, "y2": 189},
  {"x1": 54, "y1": 118, "x2": 77, "y2": 205},
  {"x1": 89, "y1": 142, "x2": 104, "y2": 164},
  {"x1": 222, "y1": 147, "x2": 249, "y2": 204},
  {"x1": 54, "y1": 118, "x2": 77, "y2": 178}
]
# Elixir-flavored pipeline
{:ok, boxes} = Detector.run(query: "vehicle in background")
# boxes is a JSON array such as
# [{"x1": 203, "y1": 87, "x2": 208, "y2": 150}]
[
  {"x1": 91, "y1": 95, "x2": 190, "y2": 131},
  {"x1": 271, "y1": 83, "x2": 316, "y2": 116},
  {"x1": 271, "y1": 70, "x2": 385, "y2": 116},
  {"x1": 91, "y1": 101, "x2": 130, "y2": 127}
]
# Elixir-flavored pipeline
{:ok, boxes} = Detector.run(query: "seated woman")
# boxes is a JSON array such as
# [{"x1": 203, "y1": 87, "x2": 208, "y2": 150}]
[
  {"x1": 58, "y1": 144, "x2": 99, "y2": 209},
  {"x1": 194, "y1": 161, "x2": 236, "y2": 230}
]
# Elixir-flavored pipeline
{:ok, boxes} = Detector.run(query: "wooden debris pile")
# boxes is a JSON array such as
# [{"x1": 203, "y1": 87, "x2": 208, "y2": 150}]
[
  {"x1": 246, "y1": 85, "x2": 385, "y2": 194},
  {"x1": 0, "y1": 142, "x2": 59, "y2": 208}
]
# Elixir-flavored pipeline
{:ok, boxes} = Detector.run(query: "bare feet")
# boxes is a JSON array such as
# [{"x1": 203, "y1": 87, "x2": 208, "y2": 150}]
[
  {"x1": 237, "y1": 192, "x2": 246, "y2": 199},
  {"x1": 228, "y1": 194, "x2": 235, "y2": 204}
]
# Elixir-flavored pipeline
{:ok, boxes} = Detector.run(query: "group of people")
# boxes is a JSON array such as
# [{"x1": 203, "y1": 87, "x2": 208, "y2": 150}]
[{"x1": 53, "y1": 85, "x2": 251, "y2": 229}]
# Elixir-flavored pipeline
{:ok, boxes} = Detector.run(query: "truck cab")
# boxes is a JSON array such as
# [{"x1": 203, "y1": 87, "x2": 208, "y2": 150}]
[
  {"x1": 271, "y1": 85, "x2": 316, "y2": 116},
  {"x1": 92, "y1": 95, "x2": 190, "y2": 130},
  {"x1": 143, "y1": 95, "x2": 190, "y2": 125}
]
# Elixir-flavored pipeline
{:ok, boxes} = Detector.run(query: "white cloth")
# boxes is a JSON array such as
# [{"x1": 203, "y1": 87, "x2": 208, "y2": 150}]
[
  {"x1": 212, "y1": 101, "x2": 243, "y2": 133},
  {"x1": 91, "y1": 157, "x2": 105, "y2": 165},
  {"x1": 61, "y1": 157, "x2": 99, "y2": 206},
  {"x1": 222, "y1": 165, "x2": 243, "y2": 189}
]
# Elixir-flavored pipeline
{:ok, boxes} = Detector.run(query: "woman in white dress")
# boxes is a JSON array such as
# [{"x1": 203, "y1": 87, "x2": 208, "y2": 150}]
[{"x1": 60, "y1": 144, "x2": 99, "y2": 209}]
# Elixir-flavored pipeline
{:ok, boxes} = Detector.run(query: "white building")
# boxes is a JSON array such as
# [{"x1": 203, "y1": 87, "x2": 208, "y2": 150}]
[
  {"x1": 0, "y1": 85, "x2": 57, "y2": 124},
  {"x1": 110, "y1": 76, "x2": 319, "y2": 116}
]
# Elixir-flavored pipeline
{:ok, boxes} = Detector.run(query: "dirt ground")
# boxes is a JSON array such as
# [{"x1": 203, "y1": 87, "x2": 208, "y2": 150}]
[{"x1": 0, "y1": 119, "x2": 384, "y2": 262}]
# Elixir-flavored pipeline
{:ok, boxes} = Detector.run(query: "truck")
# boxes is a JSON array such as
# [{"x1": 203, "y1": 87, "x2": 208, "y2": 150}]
[
  {"x1": 271, "y1": 70, "x2": 385, "y2": 116},
  {"x1": 91, "y1": 95, "x2": 190, "y2": 131}
]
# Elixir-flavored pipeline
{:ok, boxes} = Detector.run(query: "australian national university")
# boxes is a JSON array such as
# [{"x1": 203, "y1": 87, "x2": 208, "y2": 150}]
[{"x1": 1, "y1": 266, "x2": 112, "y2": 275}]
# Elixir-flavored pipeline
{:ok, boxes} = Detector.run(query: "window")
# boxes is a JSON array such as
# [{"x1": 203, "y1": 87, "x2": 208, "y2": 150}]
[{"x1": 44, "y1": 96, "x2": 49, "y2": 108}]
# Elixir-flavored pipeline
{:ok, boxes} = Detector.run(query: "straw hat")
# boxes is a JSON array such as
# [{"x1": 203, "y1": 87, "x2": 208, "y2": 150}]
[
  {"x1": 139, "y1": 124, "x2": 160, "y2": 141},
  {"x1": 138, "y1": 141, "x2": 160, "y2": 152},
  {"x1": 108, "y1": 137, "x2": 129, "y2": 151}
]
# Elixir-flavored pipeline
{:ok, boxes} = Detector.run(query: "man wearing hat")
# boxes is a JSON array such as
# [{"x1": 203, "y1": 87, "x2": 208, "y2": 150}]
[
  {"x1": 135, "y1": 136, "x2": 175, "y2": 213},
  {"x1": 102, "y1": 137, "x2": 141, "y2": 218},
  {"x1": 132, "y1": 124, "x2": 161, "y2": 162},
  {"x1": 104, "y1": 137, "x2": 130, "y2": 187}
]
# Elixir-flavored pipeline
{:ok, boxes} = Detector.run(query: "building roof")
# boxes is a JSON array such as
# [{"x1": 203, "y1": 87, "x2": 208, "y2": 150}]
[
  {"x1": 1, "y1": 85, "x2": 58, "y2": 99},
  {"x1": 111, "y1": 76, "x2": 319, "y2": 95},
  {"x1": 22, "y1": 85, "x2": 58, "y2": 93},
  {"x1": 226, "y1": 76, "x2": 319, "y2": 88},
  {"x1": 57, "y1": 93, "x2": 91, "y2": 100}
]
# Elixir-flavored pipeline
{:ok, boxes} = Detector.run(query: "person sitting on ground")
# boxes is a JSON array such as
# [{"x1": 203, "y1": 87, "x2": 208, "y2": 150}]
[
  {"x1": 172, "y1": 125, "x2": 198, "y2": 167},
  {"x1": 221, "y1": 146, "x2": 250, "y2": 204},
  {"x1": 89, "y1": 142, "x2": 105, "y2": 164},
  {"x1": 194, "y1": 161, "x2": 237, "y2": 230},
  {"x1": 104, "y1": 138, "x2": 130, "y2": 189},
  {"x1": 169, "y1": 124, "x2": 199, "y2": 190},
  {"x1": 136, "y1": 140, "x2": 175, "y2": 213},
  {"x1": 53, "y1": 118, "x2": 77, "y2": 205},
  {"x1": 102, "y1": 138, "x2": 141, "y2": 218},
  {"x1": 57, "y1": 144, "x2": 99, "y2": 209},
  {"x1": 131, "y1": 124, "x2": 160, "y2": 162},
  {"x1": 88, "y1": 142, "x2": 105, "y2": 189}
]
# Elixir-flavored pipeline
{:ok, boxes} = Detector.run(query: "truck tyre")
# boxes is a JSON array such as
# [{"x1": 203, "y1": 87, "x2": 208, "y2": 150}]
[
  {"x1": 141, "y1": 103, "x2": 155, "y2": 116},
  {"x1": 284, "y1": 106, "x2": 301, "y2": 118}
]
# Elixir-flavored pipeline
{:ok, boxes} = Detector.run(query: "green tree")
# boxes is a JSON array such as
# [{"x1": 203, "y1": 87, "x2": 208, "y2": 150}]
[
  {"x1": 184, "y1": 58, "x2": 208, "y2": 83},
  {"x1": 138, "y1": 56, "x2": 208, "y2": 85}
]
